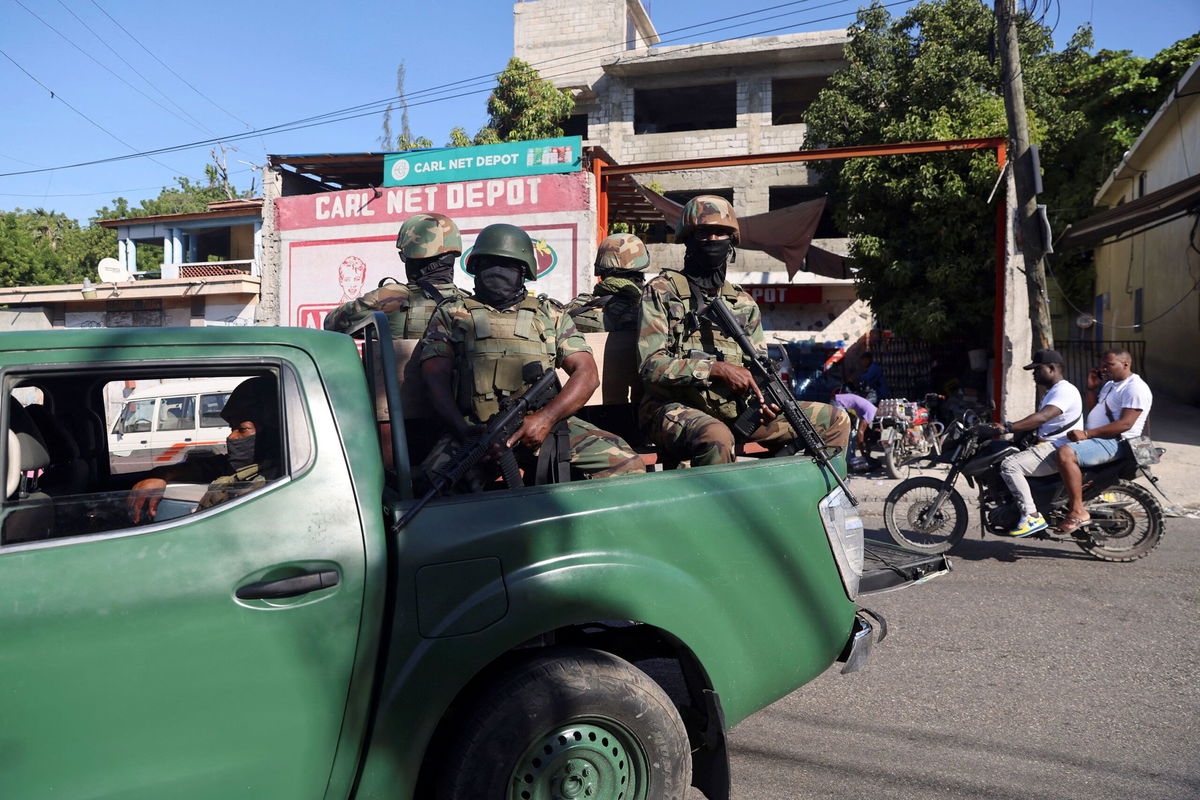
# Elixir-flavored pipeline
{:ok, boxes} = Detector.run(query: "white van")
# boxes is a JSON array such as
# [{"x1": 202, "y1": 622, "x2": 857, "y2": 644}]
[{"x1": 108, "y1": 378, "x2": 247, "y2": 474}]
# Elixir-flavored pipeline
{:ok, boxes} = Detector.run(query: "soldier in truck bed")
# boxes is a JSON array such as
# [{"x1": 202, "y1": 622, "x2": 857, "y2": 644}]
[
  {"x1": 420, "y1": 223, "x2": 645, "y2": 484},
  {"x1": 323, "y1": 212, "x2": 469, "y2": 340},
  {"x1": 564, "y1": 233, "x2": 651, "y2": 332},
  {"x1": 638, "y1": 195, "x2": 850, "y2": 467}
]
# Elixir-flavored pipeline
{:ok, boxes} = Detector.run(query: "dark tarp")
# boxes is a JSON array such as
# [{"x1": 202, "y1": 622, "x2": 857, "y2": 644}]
[
  {"x1": 1055, "y1": 172, "x2": 1200, "y2": 252},
  {"x1": 635, "y1": 184, "x2": 850, "y2": 280}
]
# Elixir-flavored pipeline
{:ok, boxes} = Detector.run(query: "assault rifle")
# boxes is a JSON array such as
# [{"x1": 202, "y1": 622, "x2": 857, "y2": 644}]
[
  {"x1": 397, "y1": 362, "x2": 559, "y2": 529},
  {"x1": 699, "y1": 295, "x2": 858, "y2": 505}
]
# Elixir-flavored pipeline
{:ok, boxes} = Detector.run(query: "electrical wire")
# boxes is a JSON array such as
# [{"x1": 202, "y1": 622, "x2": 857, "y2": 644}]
[
  {"x1": 0, "y1": 0, "x2": 907, "y2": 179},
  {"x1": 53, "y1": 0, "x2": 216, "y2": 136},
  {"x1": 10, "y1": 0, "x2": 212, "y2": 135},
  {"x1": 0, "y1": 47, "x2": 181, "y2": 177}
]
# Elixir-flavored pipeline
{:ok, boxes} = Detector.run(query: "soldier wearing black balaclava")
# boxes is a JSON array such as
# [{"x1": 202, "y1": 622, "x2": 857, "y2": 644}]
[{"x1": 127, "y1": 376, "x2": 283, "y2": 522}]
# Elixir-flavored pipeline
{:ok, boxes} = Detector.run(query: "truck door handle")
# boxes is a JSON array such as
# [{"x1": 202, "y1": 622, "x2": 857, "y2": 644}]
[{"x1": 236, "y1": 570, "x2": 340, "y2": 600}]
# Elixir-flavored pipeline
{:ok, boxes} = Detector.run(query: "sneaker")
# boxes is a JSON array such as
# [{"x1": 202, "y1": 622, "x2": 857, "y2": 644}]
[{"x1": 1006, "y1": 513, "x2": 1048, "y2": 537}]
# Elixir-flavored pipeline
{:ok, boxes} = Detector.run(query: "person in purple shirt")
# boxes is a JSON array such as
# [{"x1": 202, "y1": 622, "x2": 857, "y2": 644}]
[{"x1": 834, "y1": 392, "x2": 877, "y2": 465}]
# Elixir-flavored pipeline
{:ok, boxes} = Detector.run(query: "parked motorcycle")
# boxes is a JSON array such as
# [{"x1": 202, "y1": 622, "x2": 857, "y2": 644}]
[
  {"x1": 873, "y1": 395, "x2": 944, "y2": 479},
  {"x1": 883, "y1": 412, "x2": 1165, "y2": 562}
]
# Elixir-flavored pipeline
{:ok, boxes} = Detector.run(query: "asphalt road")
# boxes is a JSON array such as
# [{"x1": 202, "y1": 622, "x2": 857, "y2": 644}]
[{"x1": 727, "y1": 515, "x2": 1200, "y2": 800}]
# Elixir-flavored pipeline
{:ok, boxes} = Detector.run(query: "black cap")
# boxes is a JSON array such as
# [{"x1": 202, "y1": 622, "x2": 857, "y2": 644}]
[{"x1": 1023, "y1": 349, "x2": 1064, "y2": 370}]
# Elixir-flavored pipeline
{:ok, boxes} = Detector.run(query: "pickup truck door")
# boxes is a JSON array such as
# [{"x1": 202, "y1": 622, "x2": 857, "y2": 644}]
[{"x1": 0, "y1": 360, "x2": 369, "y2": 800}]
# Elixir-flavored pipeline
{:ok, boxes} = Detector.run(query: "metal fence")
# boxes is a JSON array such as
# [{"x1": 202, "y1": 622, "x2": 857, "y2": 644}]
[{"x1": 1057, "y1": 340, "x2": 1147, "y2": 394}]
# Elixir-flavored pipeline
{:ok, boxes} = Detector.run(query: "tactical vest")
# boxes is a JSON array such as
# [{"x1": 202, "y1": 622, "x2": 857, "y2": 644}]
[
  {"x1": 654, "y1": 270, "x2": 751, "y2": 421},
  {"x1": 568, "y1": 284, "x2": 641, "y2": 333},
  {"x1": 397, "y1": 281, "x2": 458, "y2": 339},
  {"x1": 197, "y1": 462, "x2": 268, "y2": 510},
  {"x1": 457, "y1": 295, "x2": 556, "y2": 421}
]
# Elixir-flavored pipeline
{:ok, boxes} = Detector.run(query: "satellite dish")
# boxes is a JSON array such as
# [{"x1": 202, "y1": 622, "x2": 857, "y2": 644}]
[
  {"x1": 97, "y1": 257, "x2": 131, "y2": 283},
  {"x1": 1075, "y1": 313, "x2": 1096, "y2": 330}
]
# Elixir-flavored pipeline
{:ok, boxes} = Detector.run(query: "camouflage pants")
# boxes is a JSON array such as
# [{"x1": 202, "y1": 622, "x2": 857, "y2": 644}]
[
  {"x1": 420, "y1": 415, "x2": 644, "y2": 489},
  {"x1": 639, "y1": 399, "x2": 850, "y2": 467}
]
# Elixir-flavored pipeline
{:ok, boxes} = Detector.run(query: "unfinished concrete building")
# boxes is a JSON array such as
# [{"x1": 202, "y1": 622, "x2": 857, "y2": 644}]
[{"x1": 514, "y1": 0, "x2": 869, "y2": 345}]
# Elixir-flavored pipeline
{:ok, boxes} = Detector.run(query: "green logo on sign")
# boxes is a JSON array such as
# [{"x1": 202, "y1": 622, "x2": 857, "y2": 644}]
[{"x1": 460, "y1": 240, "x2": 557, "y2": 280}]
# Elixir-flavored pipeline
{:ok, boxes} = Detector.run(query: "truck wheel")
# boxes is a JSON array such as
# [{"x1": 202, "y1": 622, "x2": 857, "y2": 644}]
[{"x1": 438, "y1": 647, "x2": 691, "y2": 800}]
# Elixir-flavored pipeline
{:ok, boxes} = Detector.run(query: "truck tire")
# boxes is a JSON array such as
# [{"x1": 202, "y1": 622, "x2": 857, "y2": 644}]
[{"x1": 437, "y1": 647, "x2": 691, "y2": 800}]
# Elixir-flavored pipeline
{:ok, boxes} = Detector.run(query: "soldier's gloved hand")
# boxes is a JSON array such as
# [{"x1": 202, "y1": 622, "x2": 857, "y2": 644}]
[
  {"x1": 711, "y1": 361, "x2": 764, "y2": 405},
  {"x1": 507, "y1": 409, "x2": 554, "y2": 450}
]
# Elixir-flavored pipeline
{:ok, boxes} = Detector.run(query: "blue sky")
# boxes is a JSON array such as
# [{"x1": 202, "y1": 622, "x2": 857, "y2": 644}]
[{"x1": 1, "y1": 0, "x2": 1196, "y2": 223}]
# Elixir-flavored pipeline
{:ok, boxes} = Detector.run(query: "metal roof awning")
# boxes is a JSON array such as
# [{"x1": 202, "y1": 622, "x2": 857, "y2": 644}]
[
  {"x1": 271, "y1": 153, "x2": 388, "y2": 188},
  {"x1": 1056, "y1": 172, "x2": 1200, "y2": 252}
]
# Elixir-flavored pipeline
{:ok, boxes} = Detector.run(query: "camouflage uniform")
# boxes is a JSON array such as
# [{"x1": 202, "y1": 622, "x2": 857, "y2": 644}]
[
  {"x1": 420, "y1": 294, "x2": 644, "y2": 479},
  {"x1": 324, "y1": 212, "x2": 468, "y2": 339},
  {"x1": 638, "y1": 195, "x2": 848, "y2": 467},
  {"x1": 565, "y1": 233, "x2": 651, "y2": 333}
]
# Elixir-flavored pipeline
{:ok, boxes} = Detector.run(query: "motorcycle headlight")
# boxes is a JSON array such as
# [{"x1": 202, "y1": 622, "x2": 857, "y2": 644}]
[{"x1": 819, "y1": 487, "x2": 864, "y2": 600}]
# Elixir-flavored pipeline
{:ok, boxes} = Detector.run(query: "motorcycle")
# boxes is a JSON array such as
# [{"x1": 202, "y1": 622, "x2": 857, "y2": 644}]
[
  {"x1": 882, "y1": 412, "x2": 1166, "y2": 562},
  {"x1": 873, "y1": 395, "x2": 944, "y2": 479}
]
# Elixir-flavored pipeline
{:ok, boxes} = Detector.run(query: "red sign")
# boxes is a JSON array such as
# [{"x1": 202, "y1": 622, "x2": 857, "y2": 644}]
[
  {"x1": 749, "y1": 285, "x2": 822, "y2": 304},
  {"x1": 275, "y1": 172, "x2": 591, "y2": 231}
]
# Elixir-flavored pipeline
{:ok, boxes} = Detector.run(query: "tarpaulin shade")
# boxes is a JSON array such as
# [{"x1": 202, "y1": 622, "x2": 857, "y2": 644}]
[
  {"x1": 1055, "y1": 172, "x2": 1200, "y2": 252},
  {"x1": 634, "y1": 184, "x2": 849, "y2": 280}
]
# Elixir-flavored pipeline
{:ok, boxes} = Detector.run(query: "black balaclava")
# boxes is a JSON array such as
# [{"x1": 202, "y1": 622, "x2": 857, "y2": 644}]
[
  {"x1": 405, "y1": 252, "x2": 456, "y2": 285},
  {"x1": 226, "y1": 435, "x2": 257, "y2": 471},
  {"x1": 682, "y1": 238, "x2": 734, "y2": 293},
  {"x1": 473, "y1": 259, "x2": 527, "y2": 310}
]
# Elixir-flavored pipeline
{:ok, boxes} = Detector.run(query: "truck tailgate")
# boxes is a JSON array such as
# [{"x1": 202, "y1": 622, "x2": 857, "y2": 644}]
[{"x1": 861, "y1": 539, "x2": 951, "y2": 594}]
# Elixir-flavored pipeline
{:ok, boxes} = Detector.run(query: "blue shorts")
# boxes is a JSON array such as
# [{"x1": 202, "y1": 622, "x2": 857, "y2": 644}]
[{"x1": 1066, "y1": 437, "x2": 1121, "y2": 467}]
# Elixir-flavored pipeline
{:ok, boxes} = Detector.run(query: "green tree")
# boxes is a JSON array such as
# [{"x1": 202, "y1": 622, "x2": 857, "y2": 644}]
[
  {"x1": 482, "y1": 57, "x2": 574, "y2": 143},
  {"x1": 380, "y1": 63, "x2": 434, "y2": 151},
  {"x1": 804, "y1": 0, "x2": 1063, "y2": 344},
  {"x1": 805, "y1": 1, "x2": 1199, "y2": 343}
]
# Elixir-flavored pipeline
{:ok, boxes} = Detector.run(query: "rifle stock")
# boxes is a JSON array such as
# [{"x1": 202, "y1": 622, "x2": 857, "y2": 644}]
[
  {"x1": 397, "y1": 364, "x2": 560, "y2": 529},
  {"x1": 700, "y1": 295, "x2": 858, "y2": 506}
]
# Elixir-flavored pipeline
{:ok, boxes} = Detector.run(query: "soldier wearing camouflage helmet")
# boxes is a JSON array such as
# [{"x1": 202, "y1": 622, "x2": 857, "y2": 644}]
[
  {"x1": 564, "y1": 233, "x2": 652, "y2": 332},
  {"x1": 637, "y1": 195, "x2": 849, "y2": 466},
  {"x1": 419, "y1": 223, "x2": 645, "y2": 482},
  {"x1": 323, "y1": 212, "x2": 468, "y2": 340},
  {"x1": 126, "y1": 376, "x2": 284, "y2": 522}
]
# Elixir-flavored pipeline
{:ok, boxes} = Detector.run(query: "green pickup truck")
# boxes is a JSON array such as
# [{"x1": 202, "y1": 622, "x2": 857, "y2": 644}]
[{"x1": 0, "y1": 318, "x2": 947, "y2": 800}]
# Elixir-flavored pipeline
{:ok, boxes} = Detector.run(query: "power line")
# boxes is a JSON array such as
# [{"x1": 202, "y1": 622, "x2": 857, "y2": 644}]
[
  {"x1": 0, "y1": 47, "x2": 182, "y2": 177},
  {"x1": 10, "y1": 0, "x2": 210, "y2": 135},
  {"x1": 0, "y1": 0, "x2": 897, "y2": 178},
  {"x1": 87, "y1": 0, "x2": 256, "y2": 132},
  {"x1": 0, "y1": 168, "x2": 255, "y2": 198},
  {"x1": 53, "y1": 0, "x2": 216, "y2": 135}
]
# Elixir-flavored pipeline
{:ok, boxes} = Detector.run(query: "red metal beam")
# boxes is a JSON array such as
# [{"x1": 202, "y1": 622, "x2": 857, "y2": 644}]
[
  {"x1": 599, "y1": 137, "x2": 1007, "y2": 177},
  {"x1": 591, "y1": 154, "x2": 609, "y2": 242},
  {"x1": 992, "y1": 141, "x2": 1008, "y2": 421}
]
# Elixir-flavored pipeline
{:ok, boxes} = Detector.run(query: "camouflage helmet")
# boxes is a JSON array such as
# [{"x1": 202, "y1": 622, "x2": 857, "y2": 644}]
[
  {"x1": 220, "y1": 376, "x2": 279, "y2": 430},
  {"x1": 396, "y1": 213, "x2": 462, "y2": 260},
  {"x1": 465, "y1": 223, "x2": 537, "y2": 280},
  {"x1": 594, "y1": 233, "x2": 650, "y2": 274},
  {"x1": 676, "y1": 195, "x2": 739, "y2": 243}
]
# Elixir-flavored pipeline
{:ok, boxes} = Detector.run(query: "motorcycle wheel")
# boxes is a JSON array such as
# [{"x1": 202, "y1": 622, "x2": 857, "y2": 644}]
[
  {"x1": 883, "y1": 440, "x2": 906, "y2": 479},
  {"x1": 1075, "y1": 480, "x2": 1165, "y2": 562},
  {"x1": 883, "y1": 476, "x2": 969, "y2": 553}
]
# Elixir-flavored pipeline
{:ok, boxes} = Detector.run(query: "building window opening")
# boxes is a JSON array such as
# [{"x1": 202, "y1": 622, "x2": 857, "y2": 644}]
[
  {"x1": 769, "y1": 186, "x2": 840, "y2": 239},
  {"x1": 561, "y1": 114, "x2": 588, "y2": 139},
  {"x1": 634, "y1": 84, "x2": 736, "y2": 134},
  {"x1": 771, "y1": 77, "x2": 827, "y2": 125}
]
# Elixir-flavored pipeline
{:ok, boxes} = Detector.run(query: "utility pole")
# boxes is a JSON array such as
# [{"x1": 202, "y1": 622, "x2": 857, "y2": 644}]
[{"x1": 995, "y1": 0, "x2": 1054, "y2": 351}]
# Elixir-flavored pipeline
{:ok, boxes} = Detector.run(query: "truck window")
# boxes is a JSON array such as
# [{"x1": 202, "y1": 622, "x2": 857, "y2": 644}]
[{"x1": 2, "y1": 369, "x2": 308, "y2": 547}]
